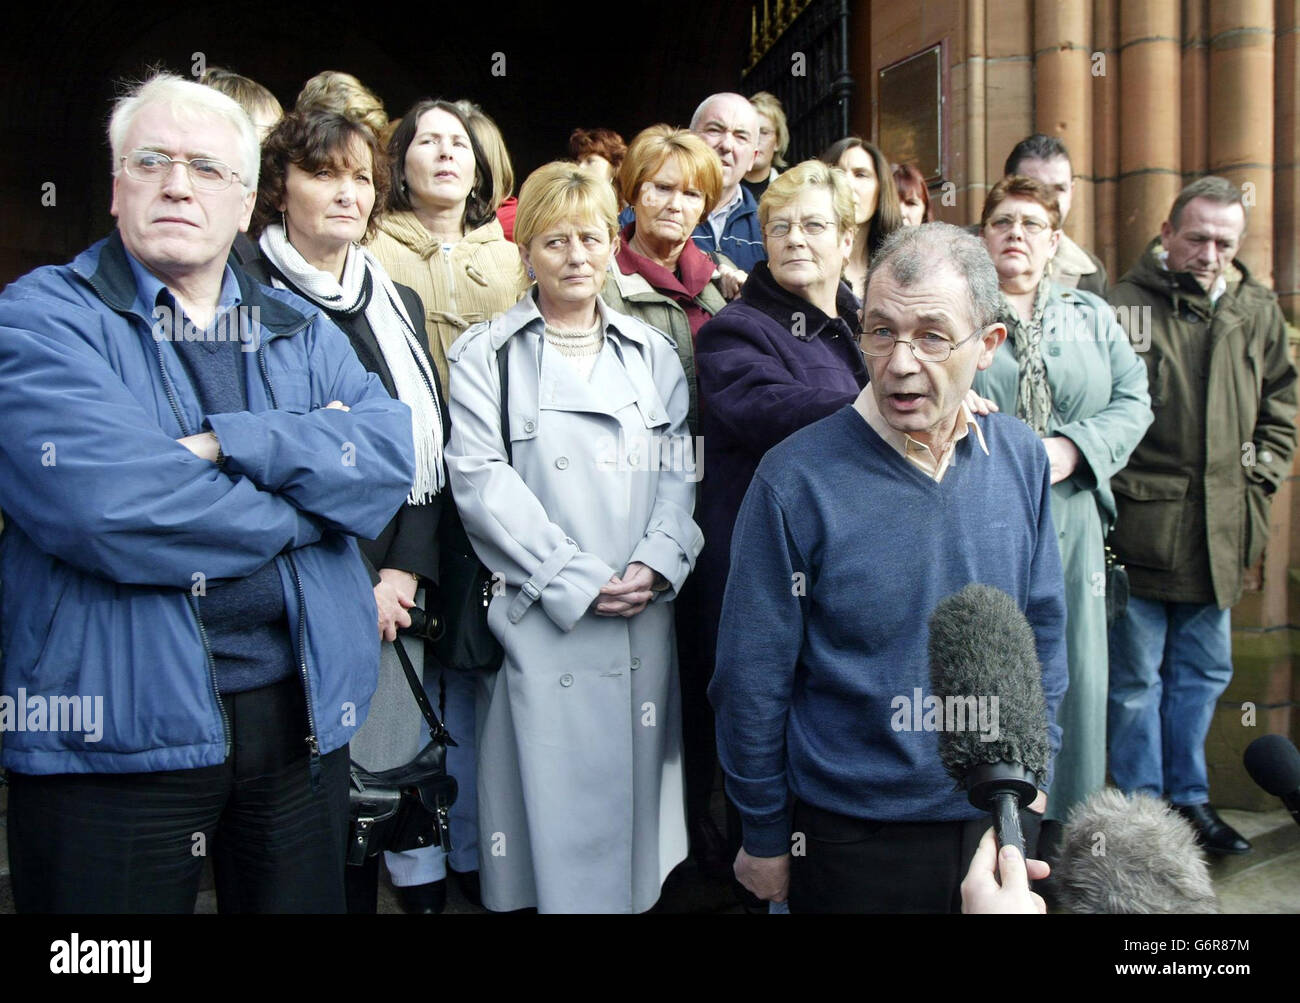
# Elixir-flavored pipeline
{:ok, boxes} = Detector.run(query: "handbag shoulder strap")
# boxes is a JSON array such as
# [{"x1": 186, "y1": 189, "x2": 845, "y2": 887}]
[
  {"x1": 392, "y1": 635, "x2": 457, "y2": 747},
  {"x1": 496, "y1": 339, "x2": 511, "y2": 464}
]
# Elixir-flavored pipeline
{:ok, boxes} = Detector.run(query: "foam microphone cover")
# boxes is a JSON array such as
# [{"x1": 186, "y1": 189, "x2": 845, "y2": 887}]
[
  {"x1": 1243, "y1": 733, "x2": 1300, "y2": 826},
  {"x1": 1243, "y1": 733, "x2": 1300, "y2": 797},
  {"x1": 1054, "y1": 789, "x2": 1218, "y2": 914},
  {"x1": 927, "y1": 583, "x2": 1050, "y2": 784}
]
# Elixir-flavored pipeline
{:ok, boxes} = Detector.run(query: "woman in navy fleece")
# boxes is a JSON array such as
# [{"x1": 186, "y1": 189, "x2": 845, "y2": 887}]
[{"x1": 685, "y1": 161, "x2": 868, "y2": 883}]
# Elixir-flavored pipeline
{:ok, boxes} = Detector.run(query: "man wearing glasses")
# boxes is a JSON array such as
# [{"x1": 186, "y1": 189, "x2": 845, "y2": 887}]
[
  {"x1": 0, "y1": 73, "x2": 414, "y2": 912},
  {"x1": 709, "y1": 222, "x2": 1068, "y2": 912}
]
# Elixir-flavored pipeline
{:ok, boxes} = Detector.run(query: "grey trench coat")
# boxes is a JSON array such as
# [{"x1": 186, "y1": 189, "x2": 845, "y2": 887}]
[{"x1": 445, "y1": 291, "x2": 703, "y2": 913}]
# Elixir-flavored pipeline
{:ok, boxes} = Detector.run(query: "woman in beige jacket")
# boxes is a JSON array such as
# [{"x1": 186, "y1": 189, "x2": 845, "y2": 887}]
[
  {"x1": 365, "y1": 97, "x2": 525, "y2": 911},
  {"x1": 369, "y1": 98, "x2": 527, "y2": 390}
]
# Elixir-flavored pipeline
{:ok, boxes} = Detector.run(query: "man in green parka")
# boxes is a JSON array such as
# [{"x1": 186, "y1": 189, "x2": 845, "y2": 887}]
[{"x1": 1106, "y1": 176, "x2": 1298, "y2": 855}]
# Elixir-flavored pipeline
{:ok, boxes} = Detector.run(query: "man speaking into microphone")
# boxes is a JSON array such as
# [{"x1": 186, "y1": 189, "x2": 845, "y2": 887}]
[{"x1": 709, "y1": 223, "x2": 1068, "y2": 912}]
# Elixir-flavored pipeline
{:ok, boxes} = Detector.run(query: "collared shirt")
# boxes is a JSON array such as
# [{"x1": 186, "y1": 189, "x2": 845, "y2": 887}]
[
  {"x1": 125, "y1": 249, "x2": 243, "y2": 329},
  {"x1": 706, "y1": 188, "x2": 744, "y2": 247},
  {"x1": 852, "y1": 388, "x2": 989, "y2": 482}
]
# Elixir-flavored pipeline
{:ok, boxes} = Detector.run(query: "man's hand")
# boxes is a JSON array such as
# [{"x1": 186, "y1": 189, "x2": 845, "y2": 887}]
[
  {"x1": 593, "y1": 561, "x2": 659, "y2": 617},
  {"x1": 961, "y1": 826, "x2": 1050, "y2": 914},
  {"x1": 375, "y1": 567, "x2": 417, "y2": 642},
  {"x1": 176, "y1": 430, "x2": 221, "y2": 463},
  {"x1": 1042, "y1": 435, "x2": 1080, "y2": 484},
  {"x1": 717, "y1": 266, "x2": 748, "y2": 301},
  {"x1": 963, "y1": 388, "x2": 1000, "y2": 416},
  {"x1": 734, "y1": 848, "x2": 790, "y2": 903},
  {"x1": 176, "y1": 401, "x2": 349, "y2": 463}
]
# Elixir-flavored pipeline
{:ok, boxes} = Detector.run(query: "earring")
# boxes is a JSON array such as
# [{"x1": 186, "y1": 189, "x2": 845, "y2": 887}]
[
  {"x1": 527, "y1": 265, "x2": 536, "y2": 280},
  {"x1": 281, "y1": 210, "x2": 287, "y2": 232}
]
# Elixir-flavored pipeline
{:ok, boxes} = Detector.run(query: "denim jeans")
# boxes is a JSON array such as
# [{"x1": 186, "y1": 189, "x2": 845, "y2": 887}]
[{"x1": 1107, "y1": 596, "x2": 1233, "y2": 805}]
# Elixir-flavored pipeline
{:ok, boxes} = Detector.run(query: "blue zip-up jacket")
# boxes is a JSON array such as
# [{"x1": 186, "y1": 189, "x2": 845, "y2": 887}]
[
  {"x1": 0, "y1": 232, "x2": 415, "y2": 774},
  {"x1": 690, "y1": 186, "x2": 765, "y2": 273}
]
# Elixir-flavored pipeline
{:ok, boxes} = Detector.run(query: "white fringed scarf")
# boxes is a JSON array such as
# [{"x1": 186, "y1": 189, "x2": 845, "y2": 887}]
[{"x1": 258, "y1": 223, "x2": 444, "y2": 502}]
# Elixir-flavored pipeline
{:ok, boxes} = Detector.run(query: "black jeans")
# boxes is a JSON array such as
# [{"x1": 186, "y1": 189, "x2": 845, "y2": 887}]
[
  {"x1": 787, "y1": 798, "x2": 1043, "y2": 913},
  {"x1": 7, "y1": 675, "x2": 350, "y2": 914}
]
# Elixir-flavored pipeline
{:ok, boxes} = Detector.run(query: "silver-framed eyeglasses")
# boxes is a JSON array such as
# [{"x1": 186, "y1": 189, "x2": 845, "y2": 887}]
[
  {"x1": 985, "y1": 213, "x2": 1051, "y2": 236},
  {"x1": 765, "y1": 218, "x2": 833, "y2": 239},
  {"x1": 121, "y1": 149, "x2": 242, "y2": 191},
  {"x1": 859, "y1": 326, "x2": 985, "y2": 362}
]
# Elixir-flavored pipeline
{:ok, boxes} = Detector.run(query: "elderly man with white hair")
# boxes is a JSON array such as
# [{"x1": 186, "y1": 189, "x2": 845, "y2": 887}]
[
  {"x1": 0, "y1": 73, "x2": 415, "y2": 913},
  {"x1": 688, "y1": 92, "x2": 766, "y2": 293}
]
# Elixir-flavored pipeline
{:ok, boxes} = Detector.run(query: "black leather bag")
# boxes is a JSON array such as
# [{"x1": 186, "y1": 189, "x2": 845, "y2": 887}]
[
  {"x1": 1104, "y1": 541, "x2": 1129, "y2": 625},
  {"x1": 429, "y1": 344, "x2": 511, "y2": 674},
  {"x1": 346, "y1": 633, "x2": 459, "y2": 865}
]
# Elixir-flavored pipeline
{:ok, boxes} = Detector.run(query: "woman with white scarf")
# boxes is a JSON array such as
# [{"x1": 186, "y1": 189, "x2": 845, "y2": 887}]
[{"x1": 248, "y1": 108, "x2": 451, "y2": 913}]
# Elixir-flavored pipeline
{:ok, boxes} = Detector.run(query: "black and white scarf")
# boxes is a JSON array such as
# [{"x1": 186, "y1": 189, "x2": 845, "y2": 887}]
[{"x1": 259, "y1": 223, "x2": 444, "y2": 502}]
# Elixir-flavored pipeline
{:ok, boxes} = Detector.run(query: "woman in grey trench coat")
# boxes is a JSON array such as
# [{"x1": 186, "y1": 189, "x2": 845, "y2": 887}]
[
  {"x1": 444, "y1": 162, "x2": 703, "y2": 913},
  {"x1": 972, "y1": 175, "x2": 1152, "y2": 843}
]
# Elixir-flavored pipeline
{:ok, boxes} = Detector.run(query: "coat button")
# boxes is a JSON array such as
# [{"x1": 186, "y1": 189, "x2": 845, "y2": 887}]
[
  {"x1": 648, "y1": 411, "x2": 658, "y2": 421},
  {"x1": 630, "y1": 657, "x2": 641, "y2": 671},
  {"x1": 555, "y1": 456, "x2": 569, "y2": 469},
  {"x1": 523, "y1": 419, "x2": 536, "y2": 433},
  {"x1": 1048, "y1": 346, "x2": 1061, "y2": 356},
  {"x1": 1260, "y1": 450, "x2": 1274, "y2": 464},
  {"x1": 560, "y1": 673, "x2": 574, "y2": 687}
]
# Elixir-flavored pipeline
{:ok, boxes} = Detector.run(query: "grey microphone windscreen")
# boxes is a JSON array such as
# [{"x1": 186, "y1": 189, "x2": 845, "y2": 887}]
[
  {"x1": 927, "y1": 583, "x2": 1050, "y2": 783},
  {"x1": 1054, "y1": 789, "x2": 1219, "y2": 914}
]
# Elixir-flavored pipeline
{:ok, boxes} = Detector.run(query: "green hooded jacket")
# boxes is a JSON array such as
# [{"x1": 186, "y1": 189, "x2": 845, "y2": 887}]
[{"x1": 1107, "y1": 239, "x2": 1298, "y2": 608}]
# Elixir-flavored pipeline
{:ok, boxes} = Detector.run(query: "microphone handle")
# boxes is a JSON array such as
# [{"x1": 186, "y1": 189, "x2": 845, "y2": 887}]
[
  {"x1": 1283, "y1": 790, "x2": 1300, "y2": 829},
  {"x1": 991, "y1": 790, "x2": 1026, "y2": 859}
]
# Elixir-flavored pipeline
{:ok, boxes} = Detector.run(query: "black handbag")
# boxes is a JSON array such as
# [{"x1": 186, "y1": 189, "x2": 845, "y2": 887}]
[
  {"x1": 429, "y1": 343, "x2": 511, "y2": 674},
  {"x1": 346, "y1": 632, "x2": 459, "y2": 866},
  {"x1": 1104, "y1": 541, "x2": 1129, "y2": 625}
]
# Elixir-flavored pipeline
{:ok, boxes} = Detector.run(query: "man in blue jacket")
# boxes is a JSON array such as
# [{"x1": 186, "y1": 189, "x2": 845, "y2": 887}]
[
  {"x1": 688, "y1": 93, "x2": 767, "y2": 285},
  {"x1": 0, "y1": 74, "x2": 414, "y2": 913},
  {"x1": 709, "y1": 224, "x2": 1067, "y2": 912}
]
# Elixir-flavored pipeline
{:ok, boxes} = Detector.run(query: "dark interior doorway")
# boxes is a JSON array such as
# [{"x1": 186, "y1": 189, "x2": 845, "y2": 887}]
[{"x1": 0, "y1": 0, "x2": 749, "y2": 283}]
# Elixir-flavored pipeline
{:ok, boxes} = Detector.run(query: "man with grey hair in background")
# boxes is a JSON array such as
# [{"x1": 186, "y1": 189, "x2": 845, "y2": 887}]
[
  {"x1": 1105, "y1": 175, "x2": 1297, "y2": 856},
  {"x1": 709, "y1": 223, "x2": 1068, "y2": 912},
  {"x1": 688, "y1": 92, "x2": 766, "y2": 293},
  {"x1": 0, "y1": 72, "x2": 414, "y2": 912}
]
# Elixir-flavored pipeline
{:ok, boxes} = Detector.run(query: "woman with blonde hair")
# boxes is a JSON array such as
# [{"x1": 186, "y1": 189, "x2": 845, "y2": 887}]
[
  {"x1": 742, "y1": 91, "x2": 788, "y2": 202},
  {"x1": 445, "y1": 162, "x2": 702, "y2": 913},
  {"x1": 295, "y1": 70, "x2": 388, "y2": 137},
  {"x1": 603, "y1": 124, "x2": 726, "y2": 433}
]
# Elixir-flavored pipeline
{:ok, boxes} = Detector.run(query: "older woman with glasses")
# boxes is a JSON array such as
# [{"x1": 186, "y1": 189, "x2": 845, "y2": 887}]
[
  {"x1": 691, "y1": 162, "x2": 868, "y2": 886},
  {"x1": 444, "y1": 162, "x2": 702, "y2": 913},
  {"x1": 972, "y1": 174, "x2": 1151, "y2": 855}
]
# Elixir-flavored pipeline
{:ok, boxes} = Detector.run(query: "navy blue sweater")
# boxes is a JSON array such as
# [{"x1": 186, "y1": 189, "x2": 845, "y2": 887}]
[
  {"x1": 708, "y1": 405, "x2": 1068, "y2": 857},
  {"x1": 133, "y1": 258, "x2": 295, "y2": 695}
]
